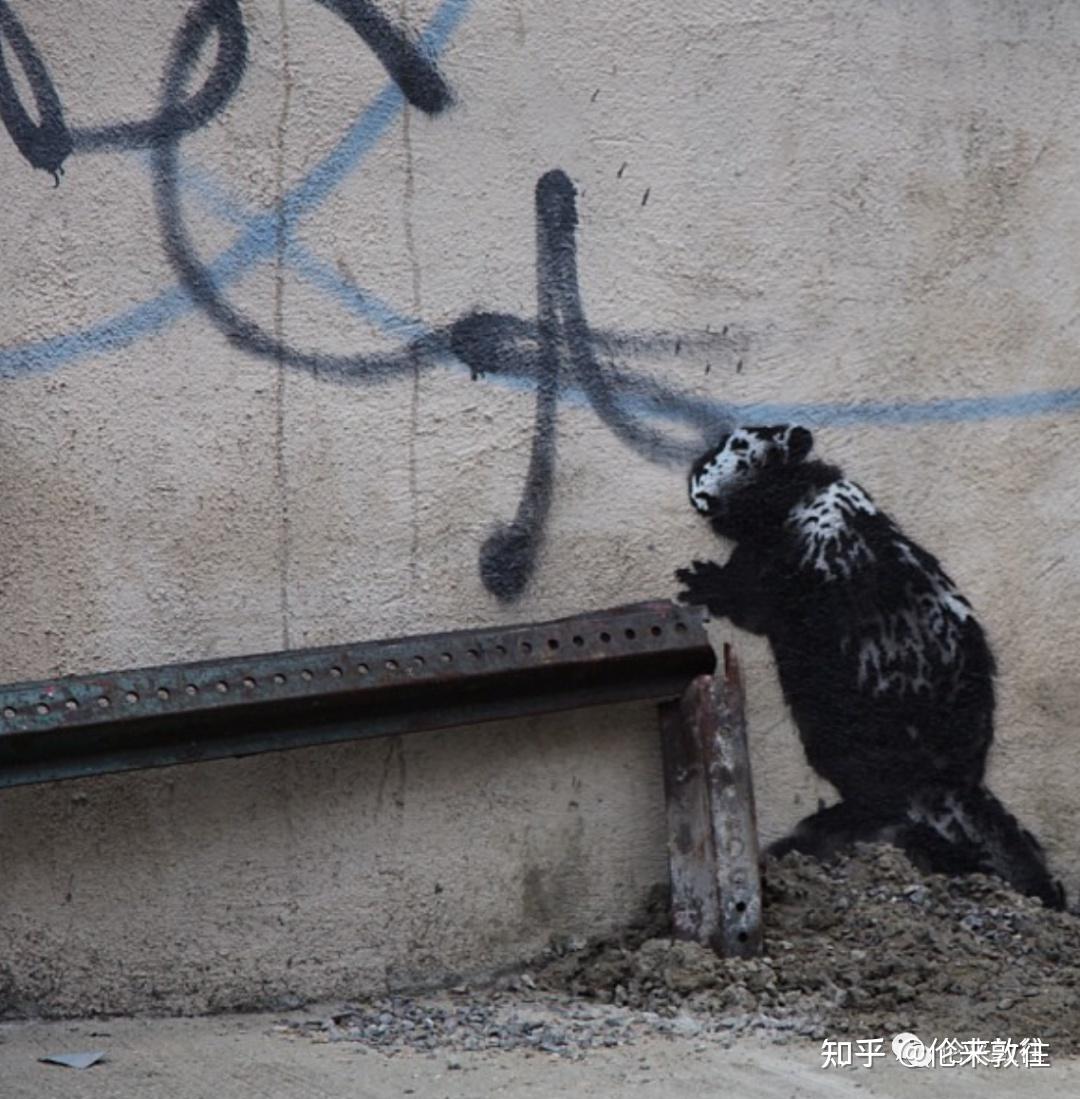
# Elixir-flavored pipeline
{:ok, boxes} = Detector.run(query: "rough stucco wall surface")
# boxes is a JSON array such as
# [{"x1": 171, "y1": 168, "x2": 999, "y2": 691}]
[
  {"x1": 1, "y1": 0, "x2": 1079, "y2": 1013},
  {"x1": 1, "y1": 704, "x2": 666, "y2": 1016}
]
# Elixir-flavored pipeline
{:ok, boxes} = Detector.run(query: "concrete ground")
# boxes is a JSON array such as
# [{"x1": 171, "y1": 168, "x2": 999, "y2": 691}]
[{"x1": 2, "y1": 1009, "x2": 1076, "y2": 1098}]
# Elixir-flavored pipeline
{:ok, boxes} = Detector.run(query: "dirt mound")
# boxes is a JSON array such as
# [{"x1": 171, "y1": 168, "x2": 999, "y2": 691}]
[
  {"x1": 536, "y1": 844, "x2": 1080, "y2": 1051},
  {"x1": 288, "y1": 845, "x2": 1080, "y2": 1059}
]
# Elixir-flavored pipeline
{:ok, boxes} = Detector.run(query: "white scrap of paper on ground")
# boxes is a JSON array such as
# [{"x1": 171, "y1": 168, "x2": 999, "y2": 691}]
[{"x1": 40, "y1": 1051, "x2": 106, "y2": 1069}]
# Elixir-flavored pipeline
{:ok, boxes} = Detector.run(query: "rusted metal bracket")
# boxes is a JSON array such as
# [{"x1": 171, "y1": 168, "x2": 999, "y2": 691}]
[
  {"x1": 0, "y1": 601, "x2": 714, "y2": 789},
  {"x1": 659, "y1": 646, "x2": 762, "y2": 957}
]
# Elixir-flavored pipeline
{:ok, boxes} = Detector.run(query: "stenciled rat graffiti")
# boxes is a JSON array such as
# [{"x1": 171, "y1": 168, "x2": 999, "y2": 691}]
[
  {"x1": 0, "y1": 0, "x2": 741, "y2": 603},
  {"x1": 676, "y1": 425, "x2": 1064, "y2": 908}
]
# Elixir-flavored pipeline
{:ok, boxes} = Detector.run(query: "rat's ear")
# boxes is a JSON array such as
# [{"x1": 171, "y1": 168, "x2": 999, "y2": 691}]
[{"x1": 786, "y1": 426, "x2": 813, "y2": 463}]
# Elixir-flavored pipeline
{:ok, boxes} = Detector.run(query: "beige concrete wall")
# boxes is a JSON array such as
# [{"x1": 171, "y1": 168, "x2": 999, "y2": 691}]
[
  {"x1": 1, "y1": 0, "x2": 1079, "y2": 1013},
  {"x1": 0, "y1": 704, "x2": 666, "y2": 1016}
]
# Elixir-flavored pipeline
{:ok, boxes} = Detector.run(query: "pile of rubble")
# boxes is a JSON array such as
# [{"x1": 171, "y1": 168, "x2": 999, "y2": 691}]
[{"x1": 284, "y1": 845, "x2": 1080, "y2": 1058}]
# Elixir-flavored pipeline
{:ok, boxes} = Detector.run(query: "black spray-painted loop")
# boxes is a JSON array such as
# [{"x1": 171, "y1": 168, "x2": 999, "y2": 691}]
[
  {"x1": 3, "y1": 0, "x2": 450, "y2": 168},
  {"x1": 151, "y1": 0, "x2": 454, "y2": 380},
  {"x1": 71, "y1": 0, "x2": 248, "y2": 154},
  {"x1": 146, "y1": 4, "x2": 725, "y2": 600},
  {"x1": 0, "y1": 1, "x2": 71, "y2": 180}
]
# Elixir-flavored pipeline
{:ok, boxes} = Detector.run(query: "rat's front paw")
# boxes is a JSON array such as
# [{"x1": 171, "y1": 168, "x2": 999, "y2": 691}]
[{"x1": 675, "y1": 559, "x2": 726, "y2": 605}]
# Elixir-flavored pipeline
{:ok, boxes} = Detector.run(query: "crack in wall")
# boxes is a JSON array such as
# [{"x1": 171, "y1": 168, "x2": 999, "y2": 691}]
[
  {"x1": 401, "y1": 0, "x2": 423, "y2": 588},
  {"x1": 274, "y1": 0, "x2": 295, "y2": 648}
]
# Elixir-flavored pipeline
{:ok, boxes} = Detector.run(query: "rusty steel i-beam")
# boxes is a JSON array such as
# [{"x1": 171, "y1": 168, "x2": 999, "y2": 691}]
[
  {"x1": 0, "y1": 601, "x2": 714, "y2": 788},
  {"x1": 0, "y1": 599, "x2": 761, "y2": 958}
]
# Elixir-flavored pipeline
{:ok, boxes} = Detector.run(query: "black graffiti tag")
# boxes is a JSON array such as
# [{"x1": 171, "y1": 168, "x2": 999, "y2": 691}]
[
  {"x1": 141, "y1": 1, "x2": 730, "y2": 599},
  {"x1": 2, "y1": 0, "x2": 737, "y2": 602},
  {"x1": 448, "y1": 174, "x2": 713, "y2": 599}
]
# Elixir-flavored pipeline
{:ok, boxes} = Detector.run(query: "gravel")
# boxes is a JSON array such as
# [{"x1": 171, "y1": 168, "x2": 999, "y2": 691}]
[{"x1": 279, "y1": 844, "x2": 1080, "y2": 1059}]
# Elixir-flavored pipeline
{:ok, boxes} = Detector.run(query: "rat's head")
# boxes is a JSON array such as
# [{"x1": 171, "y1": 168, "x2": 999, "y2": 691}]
[{"x1": 689, "y1": 425, "x2": 813, "y2": 519}]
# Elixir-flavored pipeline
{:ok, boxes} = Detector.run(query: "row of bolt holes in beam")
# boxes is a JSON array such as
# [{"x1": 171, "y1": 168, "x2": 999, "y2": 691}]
[{"x1": 5, "y1": 622, "x2": 689, "y2": 720}]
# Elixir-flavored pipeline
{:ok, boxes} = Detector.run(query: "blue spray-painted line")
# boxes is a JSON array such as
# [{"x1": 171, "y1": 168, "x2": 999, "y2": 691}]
[
  {"x1": 0, "y1": 0, "x2": 472, "y2": 377},
  {"x1": 3, "y1": 0, "x2": 1080, "y2": 431},
  {"x1": 282, "y1": 235, "x2": 1080, "y2": 432},
  {"x1": 175, "y1": 0, "x2": 473, "y2": 234},
  {"x1": 284, "y1": 240, "x2": 428, "y2": 343},
  {"x1": 0, "y1": 212, "x2": 277, "y2": 376},
  {"x1": 735, "y1": 386, "x2": 1080, "y2": 428},
  {"x1": 175, "y1": 156, "x2": 252, "y2": 229},
  {"x1": 11, "y1": 175, "x2": 1080, "y2": 433}
]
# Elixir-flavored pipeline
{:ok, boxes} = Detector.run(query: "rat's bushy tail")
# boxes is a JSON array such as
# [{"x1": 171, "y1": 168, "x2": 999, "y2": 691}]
[{"x1": 770, "y1": 786, "x2": 1065, "y2": 910}]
